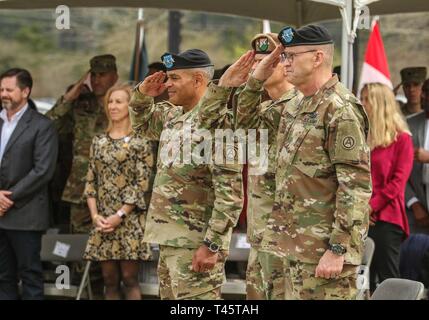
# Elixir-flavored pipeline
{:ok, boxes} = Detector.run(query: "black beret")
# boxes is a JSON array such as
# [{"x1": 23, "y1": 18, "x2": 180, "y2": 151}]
[
  {"x1": 161, "y1": 49, "x2": 213, "y2": 71},
  {"x1": 278, "y1": 24, "x2": 334, "y2": 47}
]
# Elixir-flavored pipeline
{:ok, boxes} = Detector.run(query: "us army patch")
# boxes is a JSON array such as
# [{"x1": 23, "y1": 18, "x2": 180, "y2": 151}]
[{"x1": 342, "y1": 136, "x2": 355, "y2": 150}]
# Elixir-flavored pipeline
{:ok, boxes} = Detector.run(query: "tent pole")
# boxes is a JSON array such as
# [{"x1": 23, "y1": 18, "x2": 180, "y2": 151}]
[{"x1": 340, "y1": 0, "x2": 353, "y2": 89}]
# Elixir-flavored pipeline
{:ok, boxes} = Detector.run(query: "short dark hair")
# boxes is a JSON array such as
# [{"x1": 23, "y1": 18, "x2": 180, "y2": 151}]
[{"x1": 0, "y1": 68, "x2": 33, "y2": 94}]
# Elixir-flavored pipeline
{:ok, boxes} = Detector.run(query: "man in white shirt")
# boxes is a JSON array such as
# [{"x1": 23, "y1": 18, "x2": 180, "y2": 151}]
[
  {"x1": 0, "y1": 68, "x2": 58, "y2": 299},
  {"x1": 406, "y1": 78, "x2": 429, "y2": 234}
]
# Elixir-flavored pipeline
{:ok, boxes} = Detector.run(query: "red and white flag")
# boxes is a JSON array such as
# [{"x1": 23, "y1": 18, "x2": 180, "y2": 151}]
[{"x1": 358, "y1": 20, "x2": 392, "y2": 95}]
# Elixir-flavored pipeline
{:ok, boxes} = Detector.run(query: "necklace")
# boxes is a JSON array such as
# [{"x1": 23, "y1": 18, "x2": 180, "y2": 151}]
[{"x1": 122, "y1": 136, "x2": 131, "y2": 149}]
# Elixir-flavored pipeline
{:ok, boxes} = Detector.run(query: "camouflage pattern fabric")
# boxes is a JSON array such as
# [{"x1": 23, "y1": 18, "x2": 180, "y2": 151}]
[
  {"x1": 257, "y1": 74, "x2": 372, "y2": 267},
  {"x1": 234, "y1": 79, "x2": 299, "y2": 300},
  {"x1": 158, "y1": 245, "x2": 226, "y2": 300},
  {"x1": 284, "y1": 260, "x2": 359, "y2": 300},
  {"x1": 207, "y1": 80, "x2": 299, "y2": 299},
  {"x1": 235, "y1": 77, "x2": 301, "y2": 247},
  {"x1": 128, "y1": 83, "x2": 243, "y2": 251},
  {"x1": 257, "y1": 250, "x2": 286, "y2": 300},
  {"x1": 400, "y1": 101, "x2": 420, "y2": 117},
  {"x1": 46, "y1": 93, "x2": 108, "y2": 206},
  {"x1": 69, "y1": 202, "x2": 92, "y2": 234},
  {"x1": 245, "y1": 247, "x2": 265, "y2": 300}
]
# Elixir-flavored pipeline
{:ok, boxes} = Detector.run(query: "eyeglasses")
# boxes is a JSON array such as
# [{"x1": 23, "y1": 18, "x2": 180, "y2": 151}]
[{"x1": 280, "y1": 50, "x2": 317, "y2": 63}]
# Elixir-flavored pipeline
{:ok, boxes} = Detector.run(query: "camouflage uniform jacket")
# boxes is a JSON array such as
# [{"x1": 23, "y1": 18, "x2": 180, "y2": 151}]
[
  {"x1": 129, "y1": 84, "x2": 243, "y2": 250},
  {"x1": 46, "y1": 93, "x2": 108, "y2": 204},
  {"x1": 235, "y1": 77, "x2": 301, "y2": 248},
  {"x1": 252, "y1": 75, "x2": 371, "y2": 265}
]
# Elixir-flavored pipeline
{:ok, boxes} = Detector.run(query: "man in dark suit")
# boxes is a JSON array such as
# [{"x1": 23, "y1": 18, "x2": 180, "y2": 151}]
[
  {"x1": 406, "y1": 78, "x2": 429, "y2": 234},
  {"x1": 0, "y1": 68, "x2": 58, "y2": 300}
]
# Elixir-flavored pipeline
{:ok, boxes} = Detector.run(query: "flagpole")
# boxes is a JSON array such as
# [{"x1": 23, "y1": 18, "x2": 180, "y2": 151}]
[
  {"x1": 262, "y1": 20, "x2": 271, "y2": 33},
  {"x1": 133, "y1": 8, "x2": 145, "y2": 81}
]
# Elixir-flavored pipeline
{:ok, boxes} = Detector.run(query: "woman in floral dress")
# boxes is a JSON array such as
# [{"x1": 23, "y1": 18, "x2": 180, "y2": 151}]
[{"x1": 83, "y1": 83, "x2": 156, "y2": 300}]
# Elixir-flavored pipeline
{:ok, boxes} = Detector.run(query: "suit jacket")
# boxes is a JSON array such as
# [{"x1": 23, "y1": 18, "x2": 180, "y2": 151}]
[
  {"x1": 406, "y1": 111, "x2": 427, "y2": 210},
  {"x1": 0, "y1": 107, "x2": 58, "y2": 231}
]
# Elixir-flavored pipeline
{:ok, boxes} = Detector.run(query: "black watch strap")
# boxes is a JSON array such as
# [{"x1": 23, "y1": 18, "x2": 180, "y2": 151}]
[
  {"x1": 203, "y1": 239, "x2": 220, "y2": 253},
  {"x1": 328, "y1": 243, "x2": 347, "y2": 256}
]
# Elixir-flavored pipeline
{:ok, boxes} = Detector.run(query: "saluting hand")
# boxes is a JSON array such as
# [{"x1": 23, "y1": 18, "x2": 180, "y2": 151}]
[
  {"x1": 138, "y1": 71, "x2": 167, "y2": 97},
  {"x1": 252, "y1": 44, "x2": 283, "y2": 82},
  {"x1": 63, "y1": 71, "x2": 90, "y2": 102},
  {"x1": 218, "y1": 50, "x2": 255, "y2": 88}
]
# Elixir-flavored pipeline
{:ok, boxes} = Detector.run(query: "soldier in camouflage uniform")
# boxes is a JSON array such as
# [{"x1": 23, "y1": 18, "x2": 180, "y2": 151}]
[
  {"x1": 129, "y1": 49, "x2": 243, "y2": 300},
  {"x1": 46, "y1": 54, "x2": 118, "y2": 233},
  {"x1": 213, "y1": 34, "x2": 300, "y2": 299},
  {"x1": 395, "y1": 67, "x2": 427, "y2": 117},
  {"x1": 241, "y1": 25, "x2": 372, "y2": 300}
]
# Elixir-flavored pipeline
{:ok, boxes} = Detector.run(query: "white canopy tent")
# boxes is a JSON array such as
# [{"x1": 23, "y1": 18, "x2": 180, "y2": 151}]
[{"x1": 1, "y1": 0, "x2": 428, "y2": 89}]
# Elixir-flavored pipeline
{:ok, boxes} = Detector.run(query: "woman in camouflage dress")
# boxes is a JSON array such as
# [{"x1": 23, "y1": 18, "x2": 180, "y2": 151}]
[{"x1": 83, "y1": 84, "x2": 156, "y2": 300}]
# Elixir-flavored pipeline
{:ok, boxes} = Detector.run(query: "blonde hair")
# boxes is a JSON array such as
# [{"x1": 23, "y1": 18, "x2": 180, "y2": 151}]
[
  {"x1": 104, "y1": 83, "x2": 133, "y2": 134},
  {"x1": 362, "y1": 82, "x2": 411, "y2": 149}
]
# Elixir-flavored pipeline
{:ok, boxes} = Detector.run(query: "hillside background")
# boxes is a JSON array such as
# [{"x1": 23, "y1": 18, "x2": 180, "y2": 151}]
[{"x1": 0, "y1": 8, "x2": 428, "y2": 99}]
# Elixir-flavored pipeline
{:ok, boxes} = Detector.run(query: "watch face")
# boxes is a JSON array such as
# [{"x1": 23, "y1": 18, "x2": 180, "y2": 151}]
[
  {"x1": 209, "y1": 243, "x2": 219, "y2": 252},
  {"x1": 330, "y1": 244, "x2": 346, "y2": 255}
]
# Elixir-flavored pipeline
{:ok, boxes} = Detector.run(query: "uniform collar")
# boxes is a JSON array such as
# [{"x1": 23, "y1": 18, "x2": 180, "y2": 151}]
[{"x1": 299, "y1": 74, "x2": 339, "y2": 114}]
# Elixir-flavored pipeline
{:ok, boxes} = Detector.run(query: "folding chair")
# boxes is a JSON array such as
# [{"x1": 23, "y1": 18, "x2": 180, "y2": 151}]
[
  {"x1": 139, "y1": 245, "x2": 160, "y2": 297},
  {"x1": 40, "y1": 234, "x2": 92, "y2": 300},
  {"x1": 222, "y1": 232, "x2": 250, "y2": 297},
  {"x1": 356, "y1": 237, "x2": 375, "y2": 299},
  {"x1": 370, "y1": 278, "x2": 425, "y2": 300}
]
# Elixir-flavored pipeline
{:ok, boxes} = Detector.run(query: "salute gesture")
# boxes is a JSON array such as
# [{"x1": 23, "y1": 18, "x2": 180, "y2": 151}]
[
  {"x1": 219, "y1": 50, "x2": 255, "y2": 88},
  {"x1": 252, "y1": 44, "x2": 284, "y2": 82},
  {"x1": 63, "y1": 71, "x2": 90, "y2": 102},
  {"x1": 138, "y1": 71, "x2": 167, "y2": 97}
]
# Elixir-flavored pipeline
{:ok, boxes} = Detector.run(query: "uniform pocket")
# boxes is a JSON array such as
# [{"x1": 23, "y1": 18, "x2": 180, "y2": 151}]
[{"x1": 293, "y1": 162, "x2": 317, "y2": 178}]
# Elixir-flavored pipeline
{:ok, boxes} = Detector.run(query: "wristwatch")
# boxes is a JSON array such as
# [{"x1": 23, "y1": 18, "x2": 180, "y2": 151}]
[
  {"x1": 203, "y1": 239, "x2": 220, "y2": 253},
  {"x1": 116, "y1": 209, "x2": 127, "y2": 219},
  {"x1": 328, "y1": 243, "x2": 347, "y2": 256}
]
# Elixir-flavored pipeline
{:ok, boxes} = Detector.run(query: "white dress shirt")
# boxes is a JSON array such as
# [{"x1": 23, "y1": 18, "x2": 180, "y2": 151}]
[{"x1": 0, "y1": 104, "x2": 28, "y2": 165}]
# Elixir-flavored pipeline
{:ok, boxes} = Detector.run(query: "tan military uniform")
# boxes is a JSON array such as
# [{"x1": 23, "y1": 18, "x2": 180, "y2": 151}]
[
  {"x1": 129, "y1": 84, "x2": 243, "y2": 300},
  {"x1": 46, "y1": 94, "x2": 108, "y2": 233},
  {"x1": 242, "y1": 74, "x2": 371, "y2": 299},
  {"x1": 235, "y1": 77, "x2": 301, "y2": 299}
]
